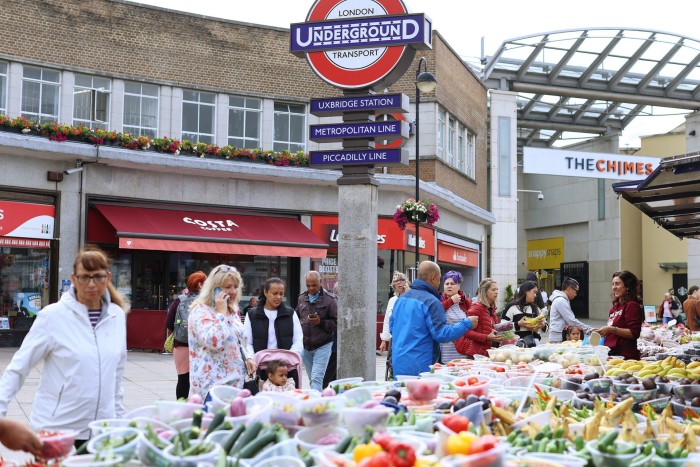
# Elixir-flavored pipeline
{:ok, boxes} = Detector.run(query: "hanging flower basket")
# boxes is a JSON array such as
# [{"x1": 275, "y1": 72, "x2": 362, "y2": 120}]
[{"x1": 393, "y1": 198, "x2": 440, "y2": 230}]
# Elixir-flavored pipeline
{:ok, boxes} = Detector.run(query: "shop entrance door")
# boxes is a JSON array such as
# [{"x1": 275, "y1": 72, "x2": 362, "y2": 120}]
[
  {"x1": 560, "y1": 262, "x2": 589, "y2": 319},
  {"x1": 127, "y1": 253, "x2": 169, "y2": 350}
]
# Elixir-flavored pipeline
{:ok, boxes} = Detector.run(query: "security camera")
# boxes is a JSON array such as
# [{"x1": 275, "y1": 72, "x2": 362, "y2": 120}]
[
  {"x1": 537, "y1": 192, "x2": 544, "y2": 201},
  {"x1": 64, "y1": 166, "x2": 84, "y2": 175}
]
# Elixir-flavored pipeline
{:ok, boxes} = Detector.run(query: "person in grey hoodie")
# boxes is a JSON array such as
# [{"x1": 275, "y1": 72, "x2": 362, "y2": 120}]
[{"x1": 549, "y1": 278, "x2": 591, "y2": 343}]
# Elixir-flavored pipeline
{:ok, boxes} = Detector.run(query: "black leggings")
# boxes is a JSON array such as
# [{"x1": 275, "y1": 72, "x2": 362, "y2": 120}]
[{"x1": 176, "y1": 372, "x2": 190, "y2": 400}]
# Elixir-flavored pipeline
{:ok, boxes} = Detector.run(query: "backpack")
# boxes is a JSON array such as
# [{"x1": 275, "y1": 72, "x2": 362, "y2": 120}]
[{"x1": 173, "y1": 294, "x2": 197, "y2": 344}]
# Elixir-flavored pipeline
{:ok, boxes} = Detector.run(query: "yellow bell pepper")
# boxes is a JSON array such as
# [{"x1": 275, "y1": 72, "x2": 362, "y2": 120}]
[
  {"x1": 353, "y1": 443, "x2": 383, "y2": 462},
  {"x1": 446, "y1": 431, "x2": 477, "y2": 456}
]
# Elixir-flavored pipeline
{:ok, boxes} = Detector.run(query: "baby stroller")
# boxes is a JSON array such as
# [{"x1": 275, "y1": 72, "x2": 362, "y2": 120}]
[{"x1": 254, "y1": 349, "x2": 303, "y2": 390}]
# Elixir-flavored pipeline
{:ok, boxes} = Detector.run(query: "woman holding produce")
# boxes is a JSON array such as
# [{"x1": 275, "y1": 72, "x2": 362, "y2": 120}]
[
  {"x1": 455, "y1": 278, "x2": 503, "y2": 358},
  {"x1": 0, "y1": 246, "x2": 129, "y2": 443},
  {"x1": 439, "y1": 271, "x2": 472, "y2": 363},
  {"x1": 502, "y1": 280, "x2": 547, "y2": 347},
  {"x1": 594, "y1": 270, "x2": 643, "y2": 360},
  {"x1": 188, "y1": 265, "x2": 256, "y2": 400}
]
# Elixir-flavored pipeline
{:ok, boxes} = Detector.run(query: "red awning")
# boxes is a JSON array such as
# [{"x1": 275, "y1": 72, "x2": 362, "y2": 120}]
[{"x1": 93, "y1": 204, "x2": 327, "y2": 258}]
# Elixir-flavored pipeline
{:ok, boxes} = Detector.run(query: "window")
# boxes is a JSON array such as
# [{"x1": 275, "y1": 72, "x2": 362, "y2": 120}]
[
  {"x1": 447, "y1": 118, "x2": 456, "y2": 167},
  {"x1": 457, "y1": 125, "x2": 465, "y2": 173},
  {"x1": 0, "y1": 62, "x2": 7, "y2": 115},
  {"x1": 123, "y1": 81, "x2": 159, "y2": 138},
  {"x1": 273, "y1": 103, "x2": 305, "y2": 152},
  {"x1": 21, "y1": 66, "x2": 60, "y2": 123},
  {"x1": 182, "y1": 90, "x2": 215, "y2": 144},
  {"x1": 466, "y1": 131, "x2": 476, "y2": 179},
  {"x1": 228, "y1": 96, "x2": 261, "y2": 149},
  {"x1": 437, "y1": 110, "x2": 445, "y2": 158},
  {"x1": 73, "y1": 74, "x2": 111, "y2": 129}
]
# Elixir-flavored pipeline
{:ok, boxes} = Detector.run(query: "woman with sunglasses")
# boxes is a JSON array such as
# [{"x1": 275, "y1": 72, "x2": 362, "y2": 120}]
[
  {"x1": 188, "y1": 265, "x2": 256, "y2": 401},
  {"x1": 0, "y1": 246, "x2": 129, "y2": 444}
]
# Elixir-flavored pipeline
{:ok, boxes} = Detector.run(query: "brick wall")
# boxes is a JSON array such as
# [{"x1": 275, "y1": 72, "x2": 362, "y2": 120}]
[{"x1": 388, "y1": 158, "x2": 484, "y2": 205}]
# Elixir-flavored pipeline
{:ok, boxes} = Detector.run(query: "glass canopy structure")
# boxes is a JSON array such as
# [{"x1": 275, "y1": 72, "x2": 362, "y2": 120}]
[{"x1": 481, "y1": 28, "x2": 700, "y2": 148}]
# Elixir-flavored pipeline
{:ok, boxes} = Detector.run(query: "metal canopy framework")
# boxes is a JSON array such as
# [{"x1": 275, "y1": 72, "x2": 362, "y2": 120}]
[
  {"x1": 481, "y1": 28, "x2": 700, "y2": 148},
  {"x1": 613, "y1": 153, "x2": 700, "y2": 239}
]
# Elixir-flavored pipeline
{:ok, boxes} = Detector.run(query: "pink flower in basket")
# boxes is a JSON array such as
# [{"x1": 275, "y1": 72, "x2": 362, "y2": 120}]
[{"x1": 393, "y1": 198, "x2": 439, "y2": 230}]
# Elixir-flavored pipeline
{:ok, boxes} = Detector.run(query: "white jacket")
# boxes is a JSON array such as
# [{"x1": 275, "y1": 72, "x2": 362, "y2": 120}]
[{"x1": 0, "y1": 286, "x2": 127, "y2": 439}]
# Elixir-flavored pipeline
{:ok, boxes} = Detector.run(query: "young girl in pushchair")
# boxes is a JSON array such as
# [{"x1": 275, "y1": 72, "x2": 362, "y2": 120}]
[{"x1": 255, "y1": 348, "x2": 302, "y2": 392}]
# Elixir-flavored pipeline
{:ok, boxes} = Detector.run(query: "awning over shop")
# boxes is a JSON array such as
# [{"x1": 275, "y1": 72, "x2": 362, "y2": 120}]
[
  {"x1": 613, "y1": 153, "x2": 700, "y2": 239},
  {"x1": 92, "y1": 204, "x2": 328, "y2": 257}
]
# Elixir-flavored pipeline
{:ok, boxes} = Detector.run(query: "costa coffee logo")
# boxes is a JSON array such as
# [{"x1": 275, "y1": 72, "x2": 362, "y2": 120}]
[
  {"x1": 291, "y1": 0, "x2": 432, "y2": 90},
  {"x1": 183, "y1": 217, "x2": 240, "y2": 232},
  {"x1": 0, "y1": 209, "x2": 4, "y2": 220}
]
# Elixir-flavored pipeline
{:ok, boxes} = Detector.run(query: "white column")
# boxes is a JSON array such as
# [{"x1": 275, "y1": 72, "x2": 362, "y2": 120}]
[
  {"x1": 261, "y1": 99, "x2": 274, "y2": 150},
  {"x1": 686, "y1": 111, "x2": 700, "y2": 286},
  {"x1": 171, "y1": 88, "x2": 183, "y2": 140},
  {"x1": 111, "y1": 79, "x2": 124, "y2": 132},
  {"x1": 216, "y1": 93, "x2": 228, "y2": 147},
  {"x1": 7, "y1": 62, "x2": 23, "y2": 117},
  {"x1": 60, "y1": 71, "x2": 75, "y2": 124},
  {"x1": 488, "y1": 90, "x2": 518, "y2": 309},
  {"x1": 159, "y1": 86, "x2": 172, "y2": 138}
]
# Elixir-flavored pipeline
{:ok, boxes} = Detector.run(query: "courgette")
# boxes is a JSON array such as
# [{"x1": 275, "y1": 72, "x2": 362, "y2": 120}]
[
  {"x1": 205, "y1": 408, "x2": 228, "y2": 437},
  {"x1": 231, "y1": 420, "x2": 262, "y2": 453},
  {"x1": 334, "y1": 434, "x2": 353, "y2": 453},
  {"x1": 237, "y1": 432, "x2": 276, "y2": 459},
  {"x1": 192, "y1": 410, "x2": 203, "y2": 428},
  {"x1": 223, "y1": 424, "x2": 246, "y2": 454}
]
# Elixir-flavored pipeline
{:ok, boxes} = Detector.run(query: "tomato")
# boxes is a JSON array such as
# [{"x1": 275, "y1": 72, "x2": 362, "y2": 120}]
[
  {"x1": 454, "y1": 380, "x2": 467, "y2": 387},
  {"x1": 446, "y1": 361, "x2": 456, "y2": 367},
  {"x1": 373, "y1": 433, "x2": 394, "y2": 451},
  {"x1": 493, "y1": 366, "x2": 506, "y2": 373},
  {"x1": 467, "y1": 435, "x2": 499, "y2": 455},
  {"x1": 358, "y1": 452, "x2": 393, "y2": 467},
  {"x1": 442, "y1": 413, "x2": 470, "y2": 433},
  {"x1": 467, "y1": 376, "x2": 479, "y2": 385}
]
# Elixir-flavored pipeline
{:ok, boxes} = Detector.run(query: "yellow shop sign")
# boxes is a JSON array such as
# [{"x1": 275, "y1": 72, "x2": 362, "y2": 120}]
[{"x1": 527, "y1": 237, "x2": 564, "y2": 270}]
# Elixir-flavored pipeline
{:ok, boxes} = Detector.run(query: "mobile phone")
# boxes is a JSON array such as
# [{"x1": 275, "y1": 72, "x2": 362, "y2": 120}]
[
  {"x1": 308, "y1": 313, "x2": 318, "y2": 319},
  {"x1": 213, "y1": 287, "x2": 229, "y2": 301}
]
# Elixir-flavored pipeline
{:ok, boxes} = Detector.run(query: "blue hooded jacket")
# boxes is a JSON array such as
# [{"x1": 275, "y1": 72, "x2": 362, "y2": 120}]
[{"x1": 389, "y1": 278, "x2": 473, "y2": 377}]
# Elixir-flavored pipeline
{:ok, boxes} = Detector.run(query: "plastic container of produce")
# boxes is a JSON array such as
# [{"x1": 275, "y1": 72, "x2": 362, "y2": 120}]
[
  {"x1": 62, "y1": 454, "x2": 125, "y2": 467},
  {"x1": 294, "y1": 425, "x2": 348, "y2": 452},
  {"x1": 404, "y1": 379, "x2": 441, "y2": 402},
  {"x1": 87, "y1": 427, "x2": 140, "y2": 463},
  {"x1": 37, "y1": 429, "x2": 79, "y2": 460},
  {"x1": 441, "y1": 443, "x2": 507, "y2": 467},
  {"x1": 585, "y1": 440, "x2": 638, "y2": 467}
]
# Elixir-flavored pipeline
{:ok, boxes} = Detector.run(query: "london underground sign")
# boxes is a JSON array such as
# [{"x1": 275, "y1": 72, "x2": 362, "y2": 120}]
[
  {"x1": 310, "y1": 93, "x2": 409, "y2": 116},
  {"x1": 309, "y1": 148, "x2": 408, "y2": 167},
  {"x1": 291, "y1": 0, "x2": 431, "y2": 90},
  {"x1": 309, "y1": 120, "x2": 409, "y2": 143}
]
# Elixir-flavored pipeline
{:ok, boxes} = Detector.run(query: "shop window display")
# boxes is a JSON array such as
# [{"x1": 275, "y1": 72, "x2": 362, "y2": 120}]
[{"x1": 0, "y1": 247, "x2": 50, "y2": 331}]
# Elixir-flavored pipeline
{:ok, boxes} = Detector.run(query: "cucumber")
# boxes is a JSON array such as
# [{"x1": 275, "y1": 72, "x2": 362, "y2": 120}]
[
  {"x1": 231, "y1": 420, "x2": 263, "y2": 453},
  {"x1": 597, "y1": 430, "x2": 618, "y2": 450},
  {"x1": 335, "y1": 434, "x2": 353, "y2": 453},
  {"x1": 237, "y1": 432, "x2": 276, "y2": 459},
  {"x1": 223, "y1": 424, "x2": 246, "y2": 454},
  {"x1": 205, "y1": 408, "x2": 228, "y2": 437},
  {"x1": 75, "y1": 440, "x2": 89, "y2": 455},
  {"x1": 192, "y1": 410, "x2": 203, "y2": 428}
]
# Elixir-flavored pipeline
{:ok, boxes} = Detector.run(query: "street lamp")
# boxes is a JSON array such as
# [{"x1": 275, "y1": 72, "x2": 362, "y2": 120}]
[{"x1": 414, "y1": 57, "x2": 437, "y2": 268}]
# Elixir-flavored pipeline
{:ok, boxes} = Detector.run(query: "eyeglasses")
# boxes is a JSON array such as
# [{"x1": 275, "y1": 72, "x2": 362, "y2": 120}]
[
  {"x1": 217, "y1": 265, "x2": 237, "y2": 273},
  {"x1": 392, "y1": 278, "x2": 406, "y2": 284},
  {"x1": 75, "y1": 274, "x2": 109, "y2": 285}
]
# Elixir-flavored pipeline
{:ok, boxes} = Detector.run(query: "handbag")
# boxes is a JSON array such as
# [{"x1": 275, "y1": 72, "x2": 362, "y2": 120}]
[
  {"x1": 239, "y1": 343, "x2": 260, "y2": 394},
  {"x1": 516, "y1": 334, "x2": 538, "y2": 348},
  {"x1": 164, "y1": 333, "x2": 174, "y2": 352}
]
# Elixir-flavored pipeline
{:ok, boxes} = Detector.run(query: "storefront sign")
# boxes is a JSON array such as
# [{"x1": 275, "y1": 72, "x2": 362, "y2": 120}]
[
  {"x1": 0, "y1": 237, "x2": 50, "y2": 248},
  {"x1": 310, "y1": 93, "x2": 409, "y2": 116},
  {"x1": 527, "y1": 237, "x2": 564, "y2": 270},
  {"x1": 292, "y1": 0, "x2": 431, "y2": 90},
  {"x1": 0, "y1": 201, "x2": 54, "y2": 240},
  {"x1": 309, "y1": 120, "x2": 409, "y2": 143},
  {"x1": 309, "y1": 148, "x2": 408, "y2": 166},
  {"x1": 437, "y1": 241, "x2": 479, "y2": 267},
  {"x1": 312, "y1": 215, "x2": 434, "y2": 254},
  {"x1": 523, "y1": 147, "x2": 661, "y2": 181}
]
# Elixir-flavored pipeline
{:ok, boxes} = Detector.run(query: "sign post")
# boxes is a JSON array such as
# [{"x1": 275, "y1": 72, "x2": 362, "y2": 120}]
[{"x1": 292, "y1": 0, "x2": 431, "y2": 381}]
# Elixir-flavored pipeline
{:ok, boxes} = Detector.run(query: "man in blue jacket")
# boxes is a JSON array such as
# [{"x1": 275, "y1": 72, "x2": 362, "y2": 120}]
[{"x1": 390, "y1": 261, "x2": 478, "y2": 377}]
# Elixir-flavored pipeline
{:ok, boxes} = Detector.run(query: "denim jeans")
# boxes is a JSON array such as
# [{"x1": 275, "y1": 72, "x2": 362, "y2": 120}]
[
  {"x1": 663, "y1": 316, "x2": 674, "y2": 324},
  {"x1": 302, "y1": 341, "x2": 333, "y2": 391}
]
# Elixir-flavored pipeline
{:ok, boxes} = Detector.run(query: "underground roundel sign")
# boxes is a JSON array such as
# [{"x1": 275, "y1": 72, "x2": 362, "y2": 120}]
[{"x1": 291, "y1": 0, "x2": 432, "y2": 90}]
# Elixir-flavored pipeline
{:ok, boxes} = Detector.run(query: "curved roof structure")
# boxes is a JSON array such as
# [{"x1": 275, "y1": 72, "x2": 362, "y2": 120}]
[{"x1": 481, "y1": 28, "x2": 700, "y2": 148}]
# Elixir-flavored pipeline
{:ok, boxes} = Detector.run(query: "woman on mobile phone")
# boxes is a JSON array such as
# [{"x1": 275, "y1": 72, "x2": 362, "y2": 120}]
[{"x1": 188, "y1": 265, "x2": 256, "y2": 401}]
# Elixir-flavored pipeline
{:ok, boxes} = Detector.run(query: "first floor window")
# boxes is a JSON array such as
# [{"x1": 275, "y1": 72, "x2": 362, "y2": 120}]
[
  {"x1": 0, "y1": 62, "x2": 7, "y2": 115},
  {"x1": 123, "y1": 81, "x2": 159, "y2": 138},
  {"x1": 228, "y1": 96, "x2": 261, "y2": 149},
  {"x1": 73, "y1": 74, "x2": 111, "y2": 129},
  {"x1": 273, "y1": 103, "x2": 305, "y2": 152},
  {"x1": 437, "y1": 109, "x2": 445, "y2": 159},
  {"x1": 466, "y1": 131, "x2": 476, "y2": 178},
  {"x1": 182, "y1": 90, "x2": 215, "y2": 144},
  {"x1": 21, "y1": 66, "x2": 60, "y2": 123}
]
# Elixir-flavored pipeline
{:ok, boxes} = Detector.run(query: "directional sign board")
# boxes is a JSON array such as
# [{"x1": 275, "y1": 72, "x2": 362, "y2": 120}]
[
  {"x1": 309, "y1": 148, "x2": 408, "y2": 167},
  {"x1": 310, "y1": 120, "x2": 409, "y2": 143},
  {"x1": 310, "y1": 93, "x2": 409, "y2": 117}
]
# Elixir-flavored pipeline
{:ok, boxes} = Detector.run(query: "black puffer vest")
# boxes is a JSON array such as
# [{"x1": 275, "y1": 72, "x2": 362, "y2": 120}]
[{"x1": 248, "y1": 304, "x2": 295, "y2": 353}]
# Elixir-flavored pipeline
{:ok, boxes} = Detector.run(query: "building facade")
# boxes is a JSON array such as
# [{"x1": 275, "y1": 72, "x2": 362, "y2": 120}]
[{"x1": 0, "y1": 0, "x2": 494, "y2": 348}]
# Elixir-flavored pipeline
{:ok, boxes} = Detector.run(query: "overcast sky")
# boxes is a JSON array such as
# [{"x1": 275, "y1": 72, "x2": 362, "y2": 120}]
[{"x1": 132, "y1": 0, "x2": 699, "y2": 148}]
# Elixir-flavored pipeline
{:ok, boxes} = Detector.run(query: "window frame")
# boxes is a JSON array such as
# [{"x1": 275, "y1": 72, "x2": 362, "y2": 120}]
[
  {"x1": 466, "y1": 130, "x2": 476, "y2": 179},
  {"x1": 437, "y1": 109, "x2": 446, "y2": 159},
  {"x1": 447, "y1": 117, "x2": 456, "y2": 167},
  {"x1": 272, "y1": 102, "x2": 306, "y2": 152},
  {"x1": 123, "y1": 81, "x2": 159, "y2": 138},
  {"x1": 0, "y1": 62, "x2": 7, "y2": 115},
  {"x1": 73, "y1": 74, "x2": 111, "y2": 129},
  {"x1": 227, "y1": 96, "x2": 262, "y2": 149},
  {"x1": 21, "y1": 66, "x2": 61, "y2": 124},
  {"x1": 181, "y1": 90, "x2": 216, "y2": 144}
]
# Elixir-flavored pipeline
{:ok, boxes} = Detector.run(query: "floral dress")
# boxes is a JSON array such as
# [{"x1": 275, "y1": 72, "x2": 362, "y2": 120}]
[{"x1": 188, "y1": 303, "x2": 247, "y2": 399}]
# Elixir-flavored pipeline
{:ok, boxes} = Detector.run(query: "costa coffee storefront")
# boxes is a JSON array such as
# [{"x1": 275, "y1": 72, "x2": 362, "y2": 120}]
[
  {"x1": 0, "y1": 197, "x2": 58, "y2": 346},
  {"x1": 87, "y1": 202, "x2": 327, "y2": 350},
  {"x1": 311, "y1": 215, "x2": 435, "y2": 348}
]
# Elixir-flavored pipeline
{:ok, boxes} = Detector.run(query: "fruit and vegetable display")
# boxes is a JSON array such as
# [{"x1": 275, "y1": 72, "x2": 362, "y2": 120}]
[{"x1": 7, "y1": 337, "x2": 700, "y2": 466}]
